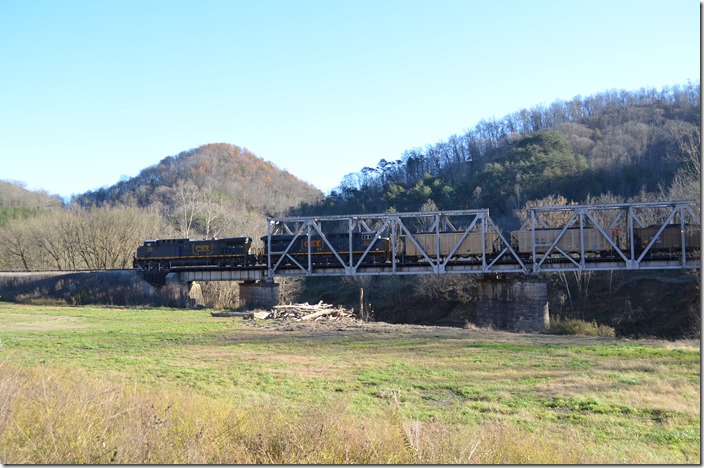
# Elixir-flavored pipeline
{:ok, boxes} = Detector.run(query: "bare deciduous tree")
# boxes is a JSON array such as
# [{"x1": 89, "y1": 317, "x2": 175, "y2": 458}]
[
  {"x1": 0, "y1": 205, "x2": 166, "y2": 271},
  {"x1": 514, "y1": 194, "x2": 575, "y2": 229},
  {"x1": 172, "y1": 182, "x2": 201, "y2": 238},
  {"x1": 342, "y1": 275, "x2": 374, "y2": 321},
  {"x1": 415, "y1": 274, "x2": 475, "y2": 304},
  {"x1": 0, "y1": 223, "x2": 33, "y2": 270},
  {"x1": 277, "y1": 276, "x2": 303, "y2": 305}
]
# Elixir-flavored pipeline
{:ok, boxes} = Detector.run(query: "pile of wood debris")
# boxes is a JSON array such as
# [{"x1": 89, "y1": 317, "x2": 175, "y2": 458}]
[{"x1": 252, "y1": 301, "x2": 357, "y2": 322}]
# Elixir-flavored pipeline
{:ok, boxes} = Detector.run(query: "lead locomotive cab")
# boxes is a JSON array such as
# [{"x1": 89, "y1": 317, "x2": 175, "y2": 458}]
[{"x1": 133, "y1": 237, "x2": 254, "y2": 270}]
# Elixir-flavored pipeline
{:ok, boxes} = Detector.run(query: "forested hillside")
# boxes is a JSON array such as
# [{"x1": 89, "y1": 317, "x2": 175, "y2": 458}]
[
  {"x1": 301, "y1": 82, "x2": 700, "y2": 228},
  {"x1": 75, "y1": 143, "x2": 323, "y2": 239}
]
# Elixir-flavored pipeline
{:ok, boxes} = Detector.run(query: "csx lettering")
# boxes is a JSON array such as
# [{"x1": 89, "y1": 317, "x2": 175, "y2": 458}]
[
  {"x1": 302, "y1": 239, "x2": 323, "y2": 249},
  {"x1": 194, "y1": 245, "x2": 212, "y2": 254}
]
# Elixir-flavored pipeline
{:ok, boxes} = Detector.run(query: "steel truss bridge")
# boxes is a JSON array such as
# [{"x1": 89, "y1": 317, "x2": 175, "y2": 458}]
[{"x1": 171, "y1": 200, "x2": 700, "y2": 283}]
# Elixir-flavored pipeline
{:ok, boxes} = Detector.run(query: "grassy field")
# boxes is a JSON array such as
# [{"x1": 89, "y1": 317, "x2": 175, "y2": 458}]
[{"x1": 0, "y1": 302, "x2": 700, "y2": 463}]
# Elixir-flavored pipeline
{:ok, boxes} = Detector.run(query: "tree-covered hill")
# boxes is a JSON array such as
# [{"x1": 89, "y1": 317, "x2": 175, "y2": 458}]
[
  {"x1": 75, "y1": 142, "x2": 323, "y2": 239},
  {"x1": 301, "y1": 82, "x2": 700, "y2": 228}
]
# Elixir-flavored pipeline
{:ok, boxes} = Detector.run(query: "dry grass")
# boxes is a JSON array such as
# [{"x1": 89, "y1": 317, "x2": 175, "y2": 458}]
[
  {"x1": 547, "y1": 316, "x2": 616, "y2": 337},
  {"x1": 0, "y1": 365, "x2": 613, "y2": 464}
]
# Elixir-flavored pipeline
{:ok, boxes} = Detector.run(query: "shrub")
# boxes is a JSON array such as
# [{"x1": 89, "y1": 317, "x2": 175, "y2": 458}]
[{"x1": 548, "y1": 317, "x2": 615, "y2": 337}]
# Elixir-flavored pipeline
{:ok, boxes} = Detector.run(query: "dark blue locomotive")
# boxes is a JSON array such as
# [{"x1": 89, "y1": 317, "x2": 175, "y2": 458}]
[{"x1": 133, "y1": 237, "x2": 255, "y2": 270}]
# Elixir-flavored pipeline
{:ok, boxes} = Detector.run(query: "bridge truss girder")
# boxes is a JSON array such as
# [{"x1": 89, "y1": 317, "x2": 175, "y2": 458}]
[
  {"x1": 526, "y1": 200, "x2": 700, "y2": 273},
  {"x1": 266, "y1": 209, "x2": 528, "y2": 279}
]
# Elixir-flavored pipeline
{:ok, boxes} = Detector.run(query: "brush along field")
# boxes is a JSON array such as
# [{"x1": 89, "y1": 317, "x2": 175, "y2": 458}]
[{"x1": 0, "y1": 302, "x2": 699, "y2": 464}]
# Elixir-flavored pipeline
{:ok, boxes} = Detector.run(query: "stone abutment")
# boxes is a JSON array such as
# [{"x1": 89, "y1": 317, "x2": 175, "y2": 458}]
[{"x1": 474, "y1": 277, "x2": 549, "y2": 332}]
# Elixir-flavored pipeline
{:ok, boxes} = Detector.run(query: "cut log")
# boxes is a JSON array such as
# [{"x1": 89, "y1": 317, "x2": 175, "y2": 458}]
[
  {"x1": 211, "y1": 311, "x2": 251, "y2": 318},
  {"x1": 300, "y1": 309, "x2": 334, "y2": 321}
]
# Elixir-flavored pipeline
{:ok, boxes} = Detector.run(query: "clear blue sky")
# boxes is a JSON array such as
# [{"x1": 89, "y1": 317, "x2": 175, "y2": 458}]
[{"x1": 1, "y1": 0, "x2": 699, "y2": 199}]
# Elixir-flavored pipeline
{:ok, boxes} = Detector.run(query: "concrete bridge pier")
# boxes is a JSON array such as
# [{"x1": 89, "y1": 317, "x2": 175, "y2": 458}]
[
  {"x1": 475, "y1": 277, "x2": 549, "y2": 332},
  {"x1": 186, "y1": 281, "x2": 205, "y2": 308},
  {"x1": 165, "y1": 274, "x2": 206, "y2": 308},
  {"x1": 239, "y1": 280, "x2": 280, "y2": 310}
]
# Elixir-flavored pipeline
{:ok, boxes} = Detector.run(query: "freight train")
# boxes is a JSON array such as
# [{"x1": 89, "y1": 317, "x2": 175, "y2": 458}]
[{"x1": 133, "y1": 224, "x2": 700, "y2": 271}]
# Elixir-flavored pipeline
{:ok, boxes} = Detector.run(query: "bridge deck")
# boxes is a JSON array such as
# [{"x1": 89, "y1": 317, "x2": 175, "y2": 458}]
[{"x1": 166, "y1": 257, "x2": 699, "y2": 283}]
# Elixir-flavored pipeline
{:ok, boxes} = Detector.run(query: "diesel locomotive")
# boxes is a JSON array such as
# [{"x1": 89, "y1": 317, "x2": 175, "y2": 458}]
[{"x1": 133, "y1": 237, "x2": 256, "y2": 270}]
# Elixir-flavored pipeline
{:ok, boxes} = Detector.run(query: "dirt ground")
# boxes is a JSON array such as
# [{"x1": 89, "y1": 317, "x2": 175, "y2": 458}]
[{"x1": 238, "y1": 312, "x2": 700, "y2": 349}]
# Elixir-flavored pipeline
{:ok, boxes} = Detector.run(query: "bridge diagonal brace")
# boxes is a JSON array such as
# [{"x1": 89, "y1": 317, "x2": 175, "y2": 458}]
[
  {"x1": 309, "y1": 220, "x2": 349, "y2": 269},
  {"x1": 584, "y1": 210, "x2": 630, "y2": 264},
  {"x1": 440, "y1": 215, "x2": 481, "y2": 268},
  {"x1": 285, "y1": 253, "x2": 309, "y2": 274},
  {"x1": 630, "y1": 211, "x2": 646, "y2": 229},
  {"x1": 396, "y1": 217, "x2": 438, "y2": 270},
  {"x1": 683, "y1": 203, "x2": 701, "y2": 224},
  {"x1": 486, "y1": 216, "x2": 528, "y2": 273},
  {"x1": 534, "y1": 210, "x2": 580, "y2": 272},
  {"x1": 534, "y1": 212, "x2": 551, "y2": 229},
  {"x1": 553, "y1": 246, "x2": 582, "y2": 268},
  {"x1": 441, "y1": 216, "x2": 458, "y2": 232},
  {"x1": 360, "y1": 219, "x2": 372, "y2": 231},
  {"x1": 635, "y1": 206, "x2": 679, "y2": 264},
  {"x1": 270, "y1": 220, "x2": 295, "y2": 235},
  {"x1": 606, "y1": 209, "x2": 627, "y2": 231},
  {"x1": 268, "y1": 222, "x2": 308, "y2": 277},
  {"x1": 427, "y1": 216, "x2": 439, "y2": 234},
  {"x1": 485, "y1": 247, "x2": 509, "y2": 270},
  {"x1": 353, "y1": 218, "x2": 392, "y2": 271}
]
